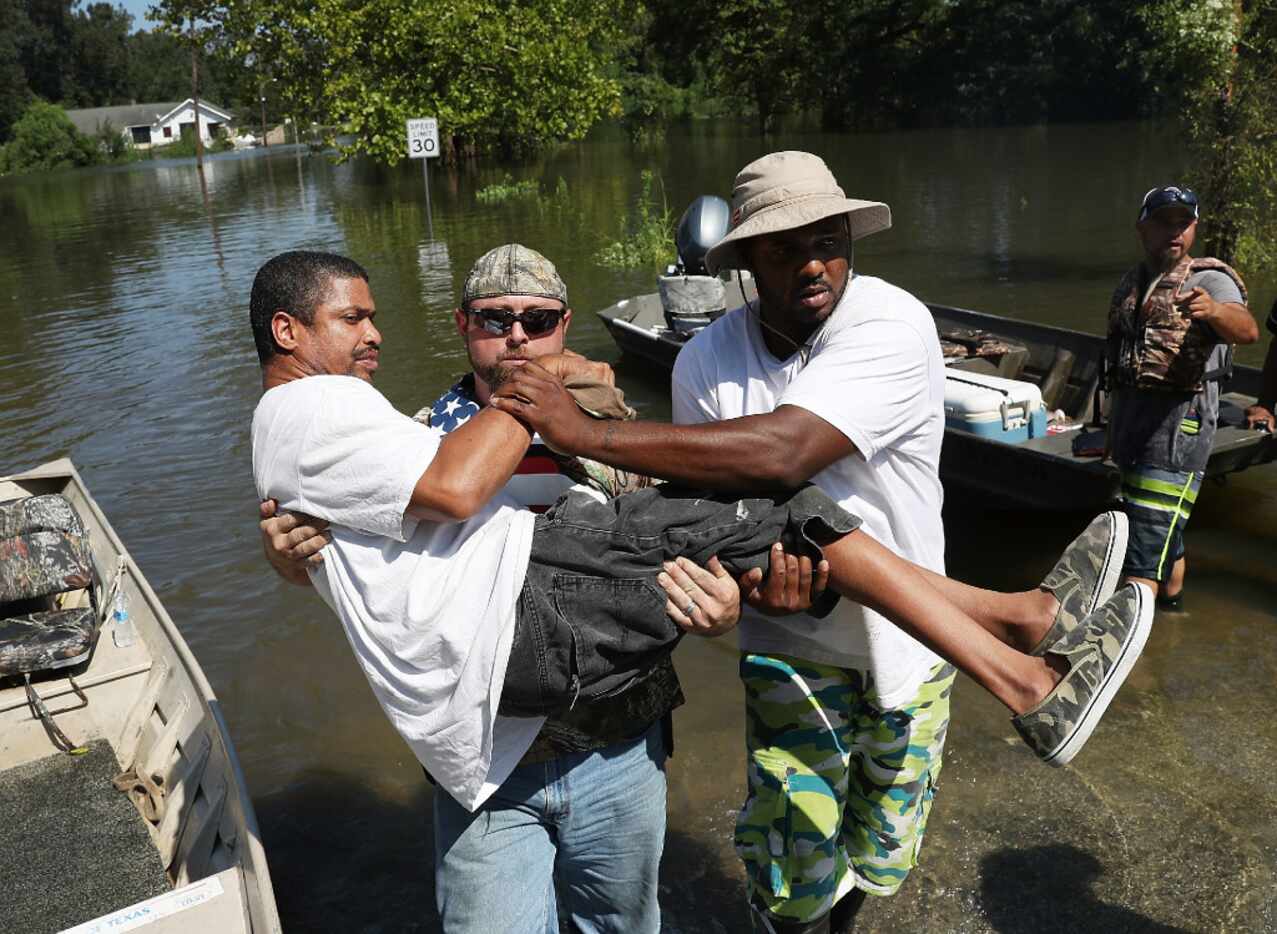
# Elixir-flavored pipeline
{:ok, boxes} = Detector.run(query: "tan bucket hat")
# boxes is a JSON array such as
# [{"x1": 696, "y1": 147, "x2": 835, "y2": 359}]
[{"x1": 704, "y1": 151, "x2": 891, "y2": 275}]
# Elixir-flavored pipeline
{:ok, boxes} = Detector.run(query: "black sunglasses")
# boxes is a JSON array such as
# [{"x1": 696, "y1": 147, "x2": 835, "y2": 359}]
[{"x1": 468, "y1": 307, "x2": 565, "y2": 336}]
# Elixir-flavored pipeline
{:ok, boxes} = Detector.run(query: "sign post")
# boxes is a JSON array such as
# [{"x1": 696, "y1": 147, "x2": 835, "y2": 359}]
[{"x1": 406, "y1": 117, "x2": 440, "y2": 238}]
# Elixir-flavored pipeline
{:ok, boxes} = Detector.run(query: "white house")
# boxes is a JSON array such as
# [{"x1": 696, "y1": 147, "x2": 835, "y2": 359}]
[{"x1": 65, "y1": 100, "x2": 235, "y2": 150}]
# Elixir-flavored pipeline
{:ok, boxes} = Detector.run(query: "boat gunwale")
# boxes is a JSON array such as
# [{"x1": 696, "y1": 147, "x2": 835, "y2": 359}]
[{"x1": 595, "y1": 293, "x2": 1275, "y2": 508}]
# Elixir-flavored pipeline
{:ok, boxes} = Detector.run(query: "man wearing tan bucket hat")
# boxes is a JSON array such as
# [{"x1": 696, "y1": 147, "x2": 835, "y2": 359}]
[
  {"x1": 673, "y1": 152, "x2": 1135, "y2": 932},
  {"x1": 684, "y1": 150, "x2": 955, "y2": 932}
]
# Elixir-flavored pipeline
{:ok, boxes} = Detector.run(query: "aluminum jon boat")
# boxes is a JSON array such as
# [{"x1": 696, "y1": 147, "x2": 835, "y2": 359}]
[
  {"x1": 0, "y1": 458, "x2": 280, "y2": 934},
  {"x1": 596, "y1": 292, "x2": 1276, "y2": 510}
]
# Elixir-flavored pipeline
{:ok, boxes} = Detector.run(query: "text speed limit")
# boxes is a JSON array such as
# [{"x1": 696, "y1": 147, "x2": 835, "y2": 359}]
[{"x1": 406, "y1": 118, "x2": 439, "y2": 159}]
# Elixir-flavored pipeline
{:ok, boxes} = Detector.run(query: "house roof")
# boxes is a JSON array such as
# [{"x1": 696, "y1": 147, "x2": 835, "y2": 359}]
[{"x1": 64, "y1": 100, "x2": 234, "y2": 135}]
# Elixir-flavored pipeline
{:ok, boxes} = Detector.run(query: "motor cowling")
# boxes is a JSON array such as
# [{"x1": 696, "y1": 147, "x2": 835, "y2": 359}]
[{"x1": 672, "y1": 195, "x2": 730, "y2": 276}]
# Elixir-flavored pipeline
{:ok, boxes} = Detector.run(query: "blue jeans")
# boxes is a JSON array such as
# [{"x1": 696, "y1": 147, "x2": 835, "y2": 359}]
[{"x1": 433, "y1": 722, "x2": 668, "y2": 934}]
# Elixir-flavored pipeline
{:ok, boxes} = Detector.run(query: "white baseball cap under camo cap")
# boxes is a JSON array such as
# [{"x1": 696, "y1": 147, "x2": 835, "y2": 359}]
[
  {"x1": 704, "y1": 151, "x2": 891, "y2": 275},
  {"x1": 462, "y1": 243, "x2": 568, "y2": 305}
]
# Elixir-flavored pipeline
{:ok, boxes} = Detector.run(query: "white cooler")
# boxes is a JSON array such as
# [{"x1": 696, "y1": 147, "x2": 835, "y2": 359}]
[{"x1": 943, "y1": 370, "x2": 1047, "y2": 443}]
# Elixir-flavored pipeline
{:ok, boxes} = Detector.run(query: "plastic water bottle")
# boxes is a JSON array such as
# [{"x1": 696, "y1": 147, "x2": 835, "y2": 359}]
[{"x1": 111, "y1": 585, "x2": 136, "y2": 648}]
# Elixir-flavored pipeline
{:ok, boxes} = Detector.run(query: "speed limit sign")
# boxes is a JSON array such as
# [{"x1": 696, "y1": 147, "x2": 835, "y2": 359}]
[{"x1": 407, "y1": 118, "x2": 439, "y2": 159}]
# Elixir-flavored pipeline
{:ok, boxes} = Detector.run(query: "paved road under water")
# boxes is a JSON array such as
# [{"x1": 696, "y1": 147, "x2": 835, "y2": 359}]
[{"x1": 1, "y1": 121, "x2": 1274, "y2": 932}]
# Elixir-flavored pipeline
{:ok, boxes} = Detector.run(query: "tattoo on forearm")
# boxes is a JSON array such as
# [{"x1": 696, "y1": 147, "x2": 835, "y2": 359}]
[{"x1": 602, "y1": 423, "x2": 617, "y2": 451}]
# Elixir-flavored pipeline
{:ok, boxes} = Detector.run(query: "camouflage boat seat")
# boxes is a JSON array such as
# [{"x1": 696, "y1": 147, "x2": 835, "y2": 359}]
[
  {"x1": 658, "y1": 274, "x2": 727, "y2": 338},
  {"x1": 0, "y1": 494, "x2": 101, "y2": 680},
  {"x1": 938, "y1": 326, "x2": 1030, "y2": 379}
]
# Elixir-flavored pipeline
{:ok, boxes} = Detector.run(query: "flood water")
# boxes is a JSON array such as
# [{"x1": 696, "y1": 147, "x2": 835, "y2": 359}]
[{"x1": 2, "y1": 121, "x2": 1274, "y2": 932}]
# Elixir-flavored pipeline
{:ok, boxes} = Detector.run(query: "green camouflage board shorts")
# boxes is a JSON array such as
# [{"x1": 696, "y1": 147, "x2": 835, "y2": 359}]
[{"x1": 735, "y1": 653, "x2": 955, "y2": 921}]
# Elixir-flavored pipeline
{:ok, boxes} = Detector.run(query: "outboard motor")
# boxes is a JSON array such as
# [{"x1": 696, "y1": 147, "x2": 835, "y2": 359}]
[{"x1": 659, "y1": 195, "x2": 731, "y2": 338}]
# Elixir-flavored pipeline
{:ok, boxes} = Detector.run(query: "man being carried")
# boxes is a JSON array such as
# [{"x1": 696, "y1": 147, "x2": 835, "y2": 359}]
[
  {"x1": 249, "y1": 250, "x2": 1150, "y2": 931},
  {"x1": 1106, "y1": 186, "x2": 1258, "y2": 609}
]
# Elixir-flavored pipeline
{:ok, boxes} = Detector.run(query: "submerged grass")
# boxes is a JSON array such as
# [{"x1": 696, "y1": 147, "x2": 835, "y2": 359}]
[
  {"x1": 595, "y1": 170, "x2": 675, "y2": 269},
  {"x1": 476, "y1": 174, "x2": 541, "y2": 203}
]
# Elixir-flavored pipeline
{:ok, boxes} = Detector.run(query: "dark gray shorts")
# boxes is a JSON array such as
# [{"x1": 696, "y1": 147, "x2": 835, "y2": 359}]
[{"x1": 500, "y1": 484, "x2": 861, "y2": 717}]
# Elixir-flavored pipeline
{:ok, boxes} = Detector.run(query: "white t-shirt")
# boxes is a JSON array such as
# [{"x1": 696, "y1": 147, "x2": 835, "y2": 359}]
[
  {"x1": 251, "y1": 375, "x2": 541, "y2": 811},
  {"x1": 671, "y1": 275, "x2": 946, "y2": 708}
]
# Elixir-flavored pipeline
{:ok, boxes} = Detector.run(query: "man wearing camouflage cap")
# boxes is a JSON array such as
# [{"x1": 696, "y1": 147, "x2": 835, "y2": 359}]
[{"x1": 420, "y1": 243, "x2": 744, "y2": 933}]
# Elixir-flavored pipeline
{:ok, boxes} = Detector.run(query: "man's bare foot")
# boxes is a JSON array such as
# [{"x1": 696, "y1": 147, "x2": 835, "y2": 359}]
[{"x1": 1016, "y1": 588, "x2": 1062, "y2": 653}]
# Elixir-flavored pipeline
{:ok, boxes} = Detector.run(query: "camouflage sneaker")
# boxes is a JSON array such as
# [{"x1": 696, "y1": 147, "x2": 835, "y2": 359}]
[
  {"x1": 1012, "y1": 582, "x2": 1153, "y2": 767},
  {"x1": 1029, "y1": 511, "x2": 1128, "y2": 656}
]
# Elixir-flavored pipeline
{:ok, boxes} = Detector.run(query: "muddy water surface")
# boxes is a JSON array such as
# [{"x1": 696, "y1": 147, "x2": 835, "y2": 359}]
[{"x1": 1, "y1": 121, "x2": 1274, "y2": 932}]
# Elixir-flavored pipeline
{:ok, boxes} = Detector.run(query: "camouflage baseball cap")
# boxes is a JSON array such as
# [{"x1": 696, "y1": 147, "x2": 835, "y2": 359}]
[{"x1": 462, "y1": 243, "x2": 568, "y2": 306}]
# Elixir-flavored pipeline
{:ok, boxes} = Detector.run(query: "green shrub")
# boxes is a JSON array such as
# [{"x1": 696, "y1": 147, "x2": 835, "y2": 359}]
[
  {"x1": 595, "y1": 170, "x2": 675, "y2": 269},
  {"x1": 476, "y1": 174, "x2": 542, "y2": 203},
  {"x1": 145, "y1": 133, "x2": 232, "y2": 159},
  {"x1": 96, "y1": 119, "x2": 133, "y2": 161},
  {"x1": 3, "y1": 100, "x2": 101, "y2": 173}
]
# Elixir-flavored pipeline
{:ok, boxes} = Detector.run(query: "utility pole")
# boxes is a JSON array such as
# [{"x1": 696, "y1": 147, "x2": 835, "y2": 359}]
[
  {"x1": 190, "y1": 15, "x2": 204, "y2": 166},
  {"x1": 260, "y1": 81, "x2": 269, "y2": 148}
]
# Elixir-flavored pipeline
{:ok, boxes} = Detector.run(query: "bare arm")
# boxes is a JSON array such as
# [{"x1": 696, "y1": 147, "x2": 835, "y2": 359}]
[
  {"x1": 1181, "y1": 289, "x2": 1259, "y2": 345},
  {"x1": 408, "y1": 407, "x2": 532, "y2": 521},
  {"x1": 489, "y1": 363, "x2": 855, "y2": 489}
]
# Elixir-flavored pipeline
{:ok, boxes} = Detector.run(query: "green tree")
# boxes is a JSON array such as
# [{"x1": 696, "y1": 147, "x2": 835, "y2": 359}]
[
  {"x1": 1, "y1": 99, "x2": 99, "y2": 173},
  {"x1": 63, "y1": 3, "x2": 135, "y2": 107},
  {"x1": 1173, "y1": 0, "x2": 1277, "y2": 269},
  {"x1": 0, "y1": 0, "x2": 34, "y2": 140},
  {"x1": 237, "y1": 0, "x2": 634, "y2": 162},
  {"x1": 149, "y1": 0, "x2": 229, "y2": 164},
  {"x1": 125, "y1": 29, "x2": 195, "y2": 102},
  {"x1": 708, "y1": 0, "x2": 809, "y2": 134},
  {"x1": 19, "y1": 0, "x2": 76, "y2": 105}
]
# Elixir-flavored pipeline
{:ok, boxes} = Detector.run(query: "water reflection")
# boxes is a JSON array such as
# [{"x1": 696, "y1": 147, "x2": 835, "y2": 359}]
[
  {"x1": 417, "y1": 239, "x2": 453, "y2": 308},
  {"x1": 0, "y1": 123, "x2": 1273, "y2": 932}
]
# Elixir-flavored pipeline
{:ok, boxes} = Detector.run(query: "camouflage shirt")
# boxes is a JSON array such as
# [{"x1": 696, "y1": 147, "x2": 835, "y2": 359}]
[{"x1": 414, "y1": 376, "x2": 683, "y2": 761}]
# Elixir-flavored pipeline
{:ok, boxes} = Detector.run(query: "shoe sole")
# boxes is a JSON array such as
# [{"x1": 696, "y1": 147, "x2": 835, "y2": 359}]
[
  {"x1": 1042, "y1": 582, "x2": 1153, "y2": 768},
  {"x1": 1086, "y1": 511, "x2": 1129, "y2": 616}
]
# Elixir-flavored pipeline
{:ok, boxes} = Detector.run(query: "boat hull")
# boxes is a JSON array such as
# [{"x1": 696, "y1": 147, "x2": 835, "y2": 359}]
[
  {"x1": 0, "y1": 459, "x2": 281, "y2": 933},
  {"x1": 597, "y1": 295, "x2": 1276, "y2": 511}
]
